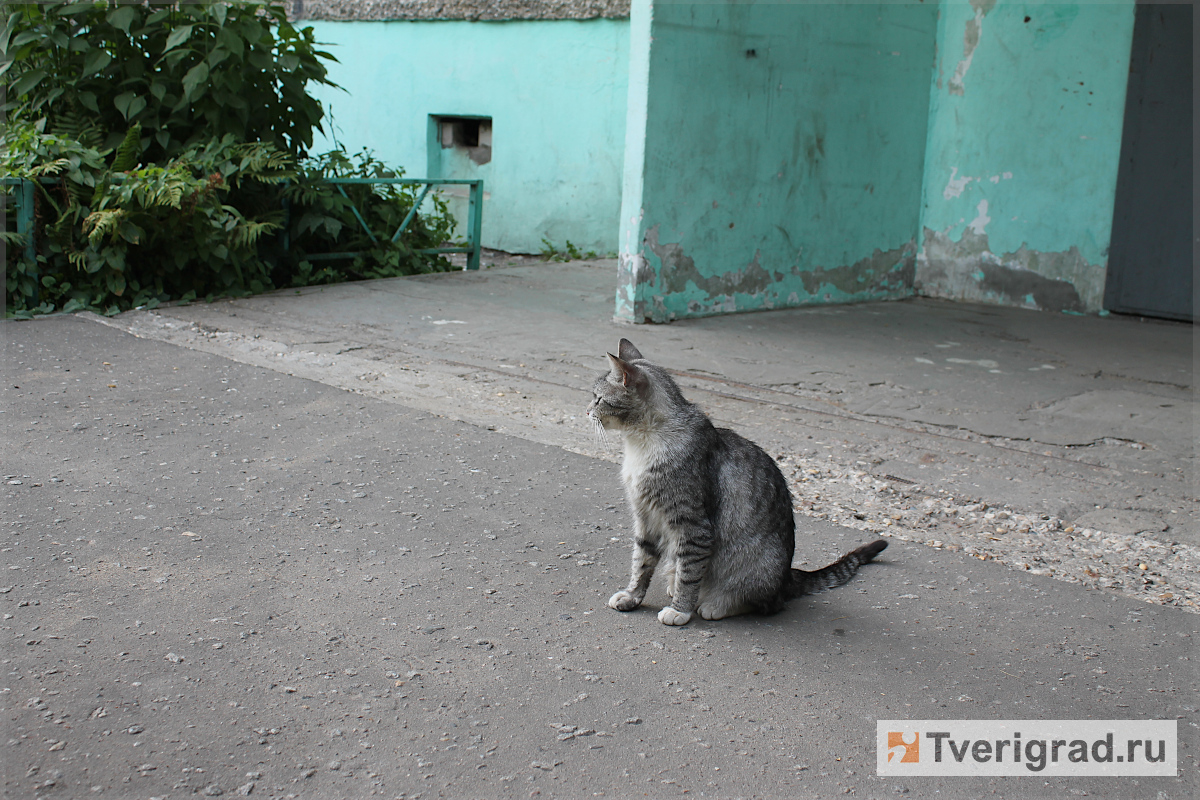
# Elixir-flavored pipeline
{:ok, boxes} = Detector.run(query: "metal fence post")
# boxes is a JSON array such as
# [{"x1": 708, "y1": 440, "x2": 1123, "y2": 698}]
[
  {"x1": 15, "y1": 179, "x2": 39, "y2": 304},
  {"x1": 466, "y1": 180, "x2": 483, "y2": 271}
]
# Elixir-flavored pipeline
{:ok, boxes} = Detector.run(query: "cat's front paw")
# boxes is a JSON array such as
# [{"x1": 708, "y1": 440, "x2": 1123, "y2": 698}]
[
  {"x1": 608, "y1": 590, "x2": 641, "y2": 612},
  {"x1": 657, "y1": 606, "x2": 692, "y2": 626}
]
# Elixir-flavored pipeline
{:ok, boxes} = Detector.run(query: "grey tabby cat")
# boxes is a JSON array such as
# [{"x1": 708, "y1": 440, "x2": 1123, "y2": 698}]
[{"x1": 587, "y1": 339, "x2": 887, "y2": 626}]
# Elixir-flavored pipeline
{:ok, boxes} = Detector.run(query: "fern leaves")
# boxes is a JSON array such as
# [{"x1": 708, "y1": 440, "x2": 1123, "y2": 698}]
[
  {"x1": 49, "y1": 108, "x2": 105, "y2": 150},
  {"x1": 111, "y1": 123, "x2": 142, "y2": 172},
  {"x1": 82, "y1": 208, "x2": 127, "y2": 246},
  {"x1": 230, "y1": 215, "x2": 284, "y2": 249}
]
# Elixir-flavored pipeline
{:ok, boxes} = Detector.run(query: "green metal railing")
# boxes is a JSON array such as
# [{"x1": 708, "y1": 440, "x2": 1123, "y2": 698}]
[
  {"x1": 2, "y1": 176, "x2": 484, "y2": 301},
  {"x1": 289, "y1": 177, "x2": 483, "y2": 271},
  {"x1": 3, "y1": 177, "x2": 42, "y2": 304}
]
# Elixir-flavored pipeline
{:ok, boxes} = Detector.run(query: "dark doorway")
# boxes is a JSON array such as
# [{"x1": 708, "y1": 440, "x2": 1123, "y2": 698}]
[{"x1": 1104, "y1": 2, "x2": 1193, "y2": 321}]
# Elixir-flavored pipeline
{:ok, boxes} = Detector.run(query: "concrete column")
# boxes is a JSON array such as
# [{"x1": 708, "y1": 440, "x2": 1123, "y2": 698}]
[
  {"x1": 615, "y1": 0, "x2": 653, "y2": 323},
  {"x1": 615, "y1": 0, "x2": 937, "y2": 323},
  {"x1": 915, "y1": 0, "x2": 1137, "y2": 313}
]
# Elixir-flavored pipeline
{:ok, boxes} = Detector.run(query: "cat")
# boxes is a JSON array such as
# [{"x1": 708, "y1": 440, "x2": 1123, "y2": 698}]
[{"x1": 587, "y1": 338, "x2": 887, "y2": 626}]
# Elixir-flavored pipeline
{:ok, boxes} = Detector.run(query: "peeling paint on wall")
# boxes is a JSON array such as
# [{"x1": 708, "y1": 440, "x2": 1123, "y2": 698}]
[
  {"x1": 967, "y1": 199, "x2": 991, "y2": 235},
  {"x1": 617, "y1": 2, "x2": 935, "y2": 324},
  {"x1": 645, "y1": 226, "x2": 775, "y2": 299},
  {"x1": 614, "y1": 249, "x2": 648, "y2": 322},
  {"x1": 616, "y1": 1, "x2": 1130, "y2": 324},
  {"x1": 918, "y1": 1, "x2": 1134, "y2": 320},
  {"x1": 918, "y1": 228, "x2": 1101, "y2": 313},
  {"x1": 628, "y1": 226, "x2": 916, "y2": 323},
  {"x1": 979, "y1": 261, "x2": 1083, "y2": 313},
  {"x1": 799, "y1": 245, "x2": 916, "y2": 299},
  {"x1": 948, "y1": 0, "x2": 996, "y2": 95},
  {"x1": 943, "y1": 167, "x2": 974, "y2": 199}
]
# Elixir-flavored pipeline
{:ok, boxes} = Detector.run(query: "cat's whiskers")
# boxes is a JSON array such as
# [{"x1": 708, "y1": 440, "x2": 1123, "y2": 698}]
[{"x1": 588, "y1": 413, "x2": 611, "y2": 446}]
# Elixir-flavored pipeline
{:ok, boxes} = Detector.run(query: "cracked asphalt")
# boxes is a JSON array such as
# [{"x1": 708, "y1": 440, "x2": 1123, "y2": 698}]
[{"x1": 2, "y1": 312, "x2": 1195, "y2": 800}]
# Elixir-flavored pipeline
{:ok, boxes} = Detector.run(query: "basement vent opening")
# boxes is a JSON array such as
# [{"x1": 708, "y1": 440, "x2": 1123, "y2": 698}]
[{"x1": 436, "y1": 115, "x2": 492, "y2": 165}]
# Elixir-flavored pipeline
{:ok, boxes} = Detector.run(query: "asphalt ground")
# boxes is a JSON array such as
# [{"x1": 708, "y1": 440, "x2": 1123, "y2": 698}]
[
  {"x1": 2, "y1": 315, "x2": 1196, "y2": 800},
  {"x1": 94, "y1": 261, "x2": 1199, "y2": 615}
]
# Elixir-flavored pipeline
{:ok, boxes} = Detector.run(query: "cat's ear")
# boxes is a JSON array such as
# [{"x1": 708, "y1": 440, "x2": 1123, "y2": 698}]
[
  {"x1": 617, "y1": 339, "x2": 644, "y2": 362},
  {"x1": 606, "y1": 352, "x2": 625, "y2": 377},
  {"x1": 607, "y1": 353, "x2": 646, "y2": 390}
]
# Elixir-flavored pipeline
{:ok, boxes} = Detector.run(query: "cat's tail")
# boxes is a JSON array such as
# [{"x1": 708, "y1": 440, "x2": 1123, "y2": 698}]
[{"x1": 788, "y1": 539, "x2": 888, "y2": 598}]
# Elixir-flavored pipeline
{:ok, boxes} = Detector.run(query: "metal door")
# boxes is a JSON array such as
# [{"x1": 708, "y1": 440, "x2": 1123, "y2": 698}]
[{"x1": 1104, "y1": 2, "x2": 1193, "y2": 321}]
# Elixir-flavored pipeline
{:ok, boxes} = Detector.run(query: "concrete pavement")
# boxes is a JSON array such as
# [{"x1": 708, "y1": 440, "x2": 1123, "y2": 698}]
[
  {"x1": 90, "y1": 259, "x2": 1198, "y2": 612},
  {"x1": 2, "y1": 305, "x2": 1196, "y2": 799}
]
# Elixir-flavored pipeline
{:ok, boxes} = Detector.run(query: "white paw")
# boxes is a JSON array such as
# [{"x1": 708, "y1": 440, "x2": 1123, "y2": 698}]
[
  {"x1": 657, "y1": 606, "x2": 692, "y2": 626},
  {"x1": 696, "y1": 603, "x2": 726, "y2": 621},
  {"x1": 608, "y1": 590, "x2": 641, "y2": 612}
]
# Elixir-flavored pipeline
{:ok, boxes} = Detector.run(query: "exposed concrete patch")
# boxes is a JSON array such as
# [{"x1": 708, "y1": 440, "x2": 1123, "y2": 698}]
[
  {"x1": 614, "y1": 250, "x2": 647, "y2": 323},
  {"x1": 917, "y1": 227, "x2": 1101, "y2": 312},
  {"x1": 998, "y1": 241, "x2": 1101, "y2": 310},
  {"x1": 645, "y1": 226, "x2": 774, "y2": 299},
  {"x1": 967, "y1": 198, "x2": 991, "y2": 235},
  {"x1": 979, "y1": 262, "x2": 1083, "y2": 313},
  {"x1": 290, "y1": 0, "x2": 629, "y2": 21},
  {"x1": 799, "y1": 243, "x2": 916, "y2": 299},
  {"x1": 948, "y1": 0, "x2": 996, "y2": 95},
  {"x1": 639, "y1": 226, "x2": 914, "y2": 322},
  {"x1": 948, "y1": 14, "x2": 981, "y2": 96},
  {"x1": 942, "y1": 166, "x2": 974, "y2": 199}
]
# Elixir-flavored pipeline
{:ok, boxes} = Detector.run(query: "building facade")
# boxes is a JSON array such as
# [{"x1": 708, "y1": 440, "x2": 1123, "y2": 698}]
[
  {"x1": 295, "y1": 1, "x2": 1192, "y2": 322},
  {"x1": 294, "y1": 0, "x2": 631, "y2": 255}
]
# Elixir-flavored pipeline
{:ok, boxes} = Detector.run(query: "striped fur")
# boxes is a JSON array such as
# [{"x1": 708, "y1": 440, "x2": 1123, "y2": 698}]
[{"x1": 588, "y1": 339, "x2": 887, "y2": 626}]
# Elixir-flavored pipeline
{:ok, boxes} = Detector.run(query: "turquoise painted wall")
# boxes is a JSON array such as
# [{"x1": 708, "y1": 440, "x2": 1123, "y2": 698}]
[
  {"x1": 916, "y1": 0, "x2": 1135, "y2": 313},
  {"x1": 616, "y1": 1, "x2": 939, "y2": 322},
  {"x1": 306, "y1": 20, "x2": 629, "y2": 254}
]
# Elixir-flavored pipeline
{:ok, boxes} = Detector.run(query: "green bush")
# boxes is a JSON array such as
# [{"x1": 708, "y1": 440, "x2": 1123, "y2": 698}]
[
  {"x1": 2, "y1": 1, "x2": 457, "y2": 318},
  {"x1": 5, "y1": 121, "x2": 295, "y2": 315},
  {"x1": 3, "y1": 1, "x2": 332, "y2": 161}
]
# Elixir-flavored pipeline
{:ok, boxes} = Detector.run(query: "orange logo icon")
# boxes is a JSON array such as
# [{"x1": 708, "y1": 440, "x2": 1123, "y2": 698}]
[{"x1": 888, "y1": 731, "x2": 919, "y2": 763}]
